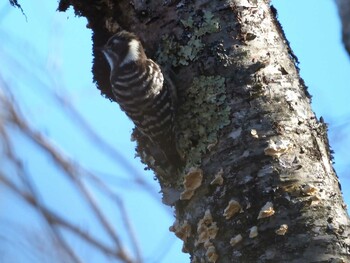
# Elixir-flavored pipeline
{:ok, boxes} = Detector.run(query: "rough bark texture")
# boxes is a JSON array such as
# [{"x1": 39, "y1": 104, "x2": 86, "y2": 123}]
[
  {"x1": 57, "y1": 0, "x2": 350, "y2": 262},
  {"x1": 336, "y1": 0, "x2": 350, "y2": 55}
]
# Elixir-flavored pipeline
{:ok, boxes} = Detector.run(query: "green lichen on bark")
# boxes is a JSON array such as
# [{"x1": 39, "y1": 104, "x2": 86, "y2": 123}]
[
  {"x1": 157, "y1": 11, "x2": 220, "y2": 66},
  {"x1": 177, "y1": 76, "x2": 231, "y2": 169}
]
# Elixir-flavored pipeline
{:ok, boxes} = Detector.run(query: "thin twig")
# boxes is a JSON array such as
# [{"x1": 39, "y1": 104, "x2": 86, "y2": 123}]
[
  {"x1": 8, "y1": 106, "x2": 134, "y2": 263},
  {"x1": 52, "y1": 89, "x2": 160, "y2": 202},
  {"x1": 0, "y1": 173, "x2": 122, "y2": 259},
  {"x1": 0, "y1": 85, "x2": 136, "y2": 263},
  {"x1": 0, "y1": 128, "x2": 82, "y2": 263},
  {"x1": 86, "y1": 173, "x2": 143, "y2": 262}
]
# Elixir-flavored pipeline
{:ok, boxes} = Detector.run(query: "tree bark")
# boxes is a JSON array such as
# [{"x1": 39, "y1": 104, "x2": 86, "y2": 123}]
[
  {"x1": 57, "y1": 0, "x2": 350, "y2": 262},
  {"x1": 336, "y1": 0, "x2": 350, "y2": 55}
]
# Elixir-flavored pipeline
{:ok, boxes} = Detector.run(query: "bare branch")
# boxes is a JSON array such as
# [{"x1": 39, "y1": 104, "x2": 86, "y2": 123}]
[
  {"x1": 52, "y1": 89, "x2": 158, "y2": 200},
  {"x1": 0, "y1": 83, "x2": 138, "y2": 263},
  {"x1": 0, "y1": 173, "x2": 126, "y2": 260}
]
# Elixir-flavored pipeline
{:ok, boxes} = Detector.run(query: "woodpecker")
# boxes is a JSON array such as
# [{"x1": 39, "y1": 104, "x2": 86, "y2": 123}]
[{"x1": 101, "y1": 31, "x2": 182, "y2": 167}]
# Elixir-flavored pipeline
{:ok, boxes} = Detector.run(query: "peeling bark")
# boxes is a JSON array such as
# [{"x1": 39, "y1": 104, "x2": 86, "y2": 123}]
[{"x1": 53, "y1": 0, "x2": 350, "y2": 262}]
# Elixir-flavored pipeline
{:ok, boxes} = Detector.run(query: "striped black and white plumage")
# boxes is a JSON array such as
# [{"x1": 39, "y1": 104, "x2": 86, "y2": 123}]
[{"x1": 101, "y1": 31, "x2": 181, "y2": 167}]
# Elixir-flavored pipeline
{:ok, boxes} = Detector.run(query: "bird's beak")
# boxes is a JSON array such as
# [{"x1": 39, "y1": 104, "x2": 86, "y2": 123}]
[
  {"x1": 97, "y1": 46, "x2": 117, "y2": 71},
  {"x1": 94, "y1": 45, "x2": 109, "y2": 54}
]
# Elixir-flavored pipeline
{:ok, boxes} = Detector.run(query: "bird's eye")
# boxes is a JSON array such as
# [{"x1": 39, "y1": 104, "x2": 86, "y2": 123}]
[{"x1": 113, "y1": 38, "x2": 120, "y2": 45}]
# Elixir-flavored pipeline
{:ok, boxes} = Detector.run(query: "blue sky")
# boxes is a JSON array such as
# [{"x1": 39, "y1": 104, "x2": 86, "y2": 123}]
[{"x1": 0, "y1": 0, "x2": 349, "y2": 262}]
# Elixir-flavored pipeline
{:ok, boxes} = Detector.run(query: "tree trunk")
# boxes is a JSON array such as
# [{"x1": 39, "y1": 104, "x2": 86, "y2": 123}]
[
  {"x1": 58, "y1": 0, "x2": 350, "y2": 262},
  {"x1": 336, "y1": 0, "x2": 350, "y2": 55}
]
